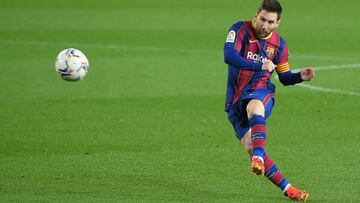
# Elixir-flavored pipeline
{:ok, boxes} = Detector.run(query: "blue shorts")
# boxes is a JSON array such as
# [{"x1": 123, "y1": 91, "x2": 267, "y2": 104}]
[{"x1": 227, "y1": 91, "x2": 274, "y2": 140}]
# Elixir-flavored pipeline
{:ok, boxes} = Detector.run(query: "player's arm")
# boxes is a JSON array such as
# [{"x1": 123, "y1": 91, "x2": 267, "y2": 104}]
[
  {"x1": 275, "y1": 43, "x2": 315, "y2": 85},
  {"x1": 277, "y1": 67, "x2": 315, "y2": 86},
  {"x1": 276, "y1": 62, "x2": 302, "y2": 86},
  {"x1": 223, "y1": 23, "x2": 263, "y2": 71}
]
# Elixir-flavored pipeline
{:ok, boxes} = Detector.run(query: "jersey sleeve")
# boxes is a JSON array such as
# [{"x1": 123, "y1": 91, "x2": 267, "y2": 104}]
[
  {"x1": 223, "y1": 22, "x2": 262, "y2": 71},
  {"x1": 275, "y1": 40, "x2": 303, "y2": 85},
  {"x1": 275, "y1": 42, "x2": 290, "y2": 73}
]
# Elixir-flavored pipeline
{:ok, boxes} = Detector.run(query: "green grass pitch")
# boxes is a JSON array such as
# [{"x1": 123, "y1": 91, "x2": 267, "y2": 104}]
[{"x1": 0, "y1": 0, "x2": 359, "y2": 202}]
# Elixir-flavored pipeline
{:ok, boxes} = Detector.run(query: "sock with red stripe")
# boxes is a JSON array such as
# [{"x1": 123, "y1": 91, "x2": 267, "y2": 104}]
[
  {"x1": 264, "y1": 153, "x2": 290, "y2": 192},
  {"x1": 249, "y1": 114, "x2": 267, "y2": 159}
]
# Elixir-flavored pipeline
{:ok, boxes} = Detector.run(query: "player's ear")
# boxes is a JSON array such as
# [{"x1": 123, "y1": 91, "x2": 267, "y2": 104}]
[
  {"x1": 255, "y1": 10, "x2": 260, "y2": 18},
  {"x1": 275, "y1": 19, "x2": 281, "y2": 28}
]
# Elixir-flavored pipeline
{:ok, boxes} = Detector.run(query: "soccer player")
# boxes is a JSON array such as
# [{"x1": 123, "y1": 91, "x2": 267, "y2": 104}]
[{"x1": 223, "y1": 0, "x2": 315, "y2": 201}]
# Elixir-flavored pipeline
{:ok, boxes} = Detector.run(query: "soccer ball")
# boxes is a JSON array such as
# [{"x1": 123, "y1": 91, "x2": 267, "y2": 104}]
[{"x1": 55, "y1": 48, "x2": 89, "y2": 81}]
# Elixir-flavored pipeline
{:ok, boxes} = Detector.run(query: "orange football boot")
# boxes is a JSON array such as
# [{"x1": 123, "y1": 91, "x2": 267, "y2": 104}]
[
  {"x1": 284, "y1": 185, "x2": 309, "y2": 201},
  {"x1": 251, "y1": 156, "x2": 265, "y2": 175}
]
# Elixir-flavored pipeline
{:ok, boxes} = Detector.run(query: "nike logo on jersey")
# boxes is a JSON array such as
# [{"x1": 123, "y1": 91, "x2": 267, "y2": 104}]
[{"x1": 249, "y1": 39, "x2": 258, "y2": 43}]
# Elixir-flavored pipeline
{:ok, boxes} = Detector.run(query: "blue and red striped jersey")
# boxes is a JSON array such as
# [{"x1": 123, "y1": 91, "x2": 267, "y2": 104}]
[{"x1": 224, "y1": 20, "x2": 302, "y2": 111}]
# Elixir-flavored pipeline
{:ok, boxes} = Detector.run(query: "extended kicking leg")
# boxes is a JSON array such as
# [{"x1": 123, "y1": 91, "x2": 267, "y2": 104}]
[{"x1": 241, "y1": 128, "x2": 309, "y2": 201}]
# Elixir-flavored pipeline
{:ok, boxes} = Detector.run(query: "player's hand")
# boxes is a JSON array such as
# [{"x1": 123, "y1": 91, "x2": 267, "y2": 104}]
[
  {"x1": 300, "y1": 67, "x2": 315, "y2": 81},
  {"x1": 261, "y1": 60, "x2": 275, "y2": 72}
]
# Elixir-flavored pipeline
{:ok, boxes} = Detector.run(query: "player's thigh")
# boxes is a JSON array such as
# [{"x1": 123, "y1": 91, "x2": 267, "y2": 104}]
[{"x1": 227, "y1": 102, "x2": 249, "y2": 140}]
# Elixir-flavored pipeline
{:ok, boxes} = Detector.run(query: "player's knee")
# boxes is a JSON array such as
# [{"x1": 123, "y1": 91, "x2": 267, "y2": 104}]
[{"x1": 246, "y1": 99, "x2": 265, "y2": 118}]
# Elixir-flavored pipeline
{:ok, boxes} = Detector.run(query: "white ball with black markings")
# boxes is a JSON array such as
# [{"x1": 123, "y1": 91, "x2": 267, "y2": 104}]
[{"x1": 55, "y1": 48, "x2": 89, "y2": 81}]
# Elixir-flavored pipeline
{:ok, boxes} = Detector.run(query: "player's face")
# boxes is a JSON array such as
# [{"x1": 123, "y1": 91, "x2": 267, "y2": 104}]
[{"x1": 254, "y1": 9, "x2": 280, "y2": 38}]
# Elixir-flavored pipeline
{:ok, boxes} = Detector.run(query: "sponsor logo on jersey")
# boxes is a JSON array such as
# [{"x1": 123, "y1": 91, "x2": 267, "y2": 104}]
[
  {"x1": 246, "y1": 51, "x2": 268, "y2": 63},
  {"x1": 226, "y1": 30, "x2": 236, "y2": 43}
]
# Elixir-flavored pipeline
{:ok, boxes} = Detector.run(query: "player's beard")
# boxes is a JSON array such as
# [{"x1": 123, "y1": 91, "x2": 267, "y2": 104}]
[{"x1": 258, "y1": 29, "x2": 270, "y2": 38}]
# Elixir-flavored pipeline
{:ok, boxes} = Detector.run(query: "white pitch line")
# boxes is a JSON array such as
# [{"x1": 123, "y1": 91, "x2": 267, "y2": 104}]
[
  {"x1": 289, "y1": 54, "x2": 352, "y2": 61},
  {"x1": 297, "y1": 83, "x2": 360, "y2": 96},
  {"x1": 0, "y1": 39, "x2": 217, "y2": 55},
  {"x1": 284, "y1": 64, "x2": 360, "y2": 96},
  {"x1": 292, "y1": 63, "x2": 360, "y2": 72},
  {"x1": 313, "y1": 63, "x2": 360, "y2": 71},
  {"x1": 0, "y1": 39, "x2": 358, "y2": 61},
  {"x1": 1, "y1": 39, "x2": 359, "y2": 96}
]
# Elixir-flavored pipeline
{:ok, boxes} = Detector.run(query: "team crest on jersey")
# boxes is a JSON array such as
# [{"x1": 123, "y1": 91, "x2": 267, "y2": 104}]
[
  {"x1": 266, "y1": 47, "x2": 275, "y2": 57},
  {"x1": 226, "y1": 30, "x2": 236, "y2": 43}
]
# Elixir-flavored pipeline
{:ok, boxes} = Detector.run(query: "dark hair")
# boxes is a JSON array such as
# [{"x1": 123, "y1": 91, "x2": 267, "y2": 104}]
[{"x1": 258, "y1": 0, "x2": 282, "y2": 20}]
